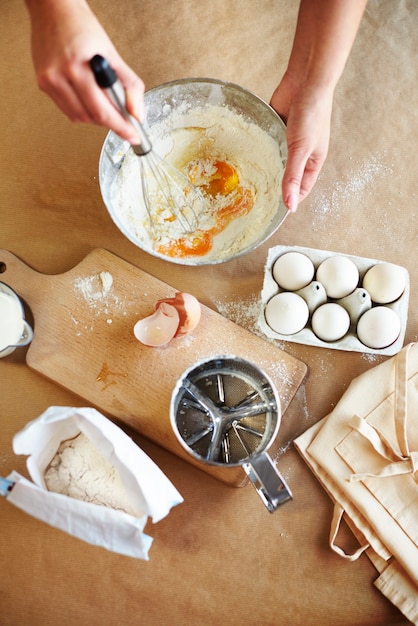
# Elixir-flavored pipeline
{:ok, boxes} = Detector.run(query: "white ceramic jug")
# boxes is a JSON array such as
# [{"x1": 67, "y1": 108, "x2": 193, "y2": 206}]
[{"x1": 0, "y1": 283, "x2": 33, "y2": 357}]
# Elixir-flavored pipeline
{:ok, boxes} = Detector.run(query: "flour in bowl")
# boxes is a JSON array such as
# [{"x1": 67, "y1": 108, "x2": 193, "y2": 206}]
[
  {"x1": 111, "y1": 104, "x2": 285, "y2": 263},
  {"x1": 44, "y1": 432, "x2": 139, "y2": 516}
]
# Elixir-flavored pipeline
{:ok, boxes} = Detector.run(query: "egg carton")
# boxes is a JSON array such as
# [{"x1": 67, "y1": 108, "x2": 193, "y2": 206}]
[{"x1": 258, "y1": 245, "x2": 410, "y2": 355}]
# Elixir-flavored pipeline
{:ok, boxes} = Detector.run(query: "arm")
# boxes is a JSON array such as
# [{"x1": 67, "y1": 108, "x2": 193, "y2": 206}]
[
  {"x1": 24, "y1": 0, "x2": 144, "y2": 143},
  {"x1": 270, "y1": 0, "x2": 368, "y2": 212}
]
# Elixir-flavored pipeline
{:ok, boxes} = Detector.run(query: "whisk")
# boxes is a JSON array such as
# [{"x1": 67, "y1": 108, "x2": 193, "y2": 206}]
[{"x1": 90, "y1": 55, "x2": 205, "y2": 235}]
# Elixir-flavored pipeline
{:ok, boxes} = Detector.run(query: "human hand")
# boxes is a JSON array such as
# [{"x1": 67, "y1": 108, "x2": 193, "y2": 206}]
[
  {"x1": 25, "y1": 0, "x2": 144, "y2": 143},
  {"x1": 270, "y1": 72, "x2": 333, "y2": 213}
]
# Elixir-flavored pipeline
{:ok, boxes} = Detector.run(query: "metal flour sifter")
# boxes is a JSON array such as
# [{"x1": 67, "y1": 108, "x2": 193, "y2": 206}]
[{"x1": 170, "y1": 356, "x2": 292, "y2": 512}]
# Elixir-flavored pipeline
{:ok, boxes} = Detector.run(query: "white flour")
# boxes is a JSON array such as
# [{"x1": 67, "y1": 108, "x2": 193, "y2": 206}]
[
  {"x1": 213, "y1": 294, "x2": 263, "y2": 336},
  {"x1": 73, "y1": 271, "x2": 113, "y2": 304},
  {"x1": 310, "y1": 153, "x2": 393, "y2": 226},
  {"x1": 71, "y1": 271, "x2": 128, "y2": 334},
  {"x1": 44, "y1": 432, "x2": 138, "y2": 516},
  {"x1": 112, "y1": 104, "x2": 284, "y2": 262}
]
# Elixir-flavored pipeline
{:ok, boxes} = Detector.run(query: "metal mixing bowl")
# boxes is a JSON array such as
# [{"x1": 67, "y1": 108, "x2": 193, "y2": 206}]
[{"x1": 98, "y1": 78, "x2": 288, "y2": 265}]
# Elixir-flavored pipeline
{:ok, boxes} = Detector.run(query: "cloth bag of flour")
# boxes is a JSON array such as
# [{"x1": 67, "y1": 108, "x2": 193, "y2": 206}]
[
  {"x1": 295, "y1": 343, "x2": 418, "y2": 625},
  {"x1": 3, "y1": 406, "x2": 183, "y2": 559}
]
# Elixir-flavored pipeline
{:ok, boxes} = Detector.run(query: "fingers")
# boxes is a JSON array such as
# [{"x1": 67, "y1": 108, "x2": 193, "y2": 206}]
[
  {"x1": 37, "y1": 64, "x2": 96, "y2": 124},
  {"x1": 37, "y1": 56, "x2": 145, "y2": 144},
  {"x1": 74, "y1": 61, "x2": 145, "y2": 143},
  {"x1": 26, "y1": 0, "x2": 146, "y2": 143},
  {"x1": 118, "y1": 67, "x2": 145, "y2": 122},
  {"x1": 270, "y1": 77, "x2": 333, "y2": 213},
  {"x1": 282, "y1": 150, "x2": 325, "y2": 213},
  {"x1": 278, "y1": 107, "x2": 331, "y2": 212}
]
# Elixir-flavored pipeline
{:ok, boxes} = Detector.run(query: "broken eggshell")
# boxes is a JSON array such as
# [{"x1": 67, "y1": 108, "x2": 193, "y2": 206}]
[
  {"x1": 156, "y1": 292, "x2": 201, "y2": 337},
  {"x1": 134, "y1": 303, "x2": 180, "y2": 347},
  {"x1": 134, "y1": 292, "x2": 201, "y2": 347}
]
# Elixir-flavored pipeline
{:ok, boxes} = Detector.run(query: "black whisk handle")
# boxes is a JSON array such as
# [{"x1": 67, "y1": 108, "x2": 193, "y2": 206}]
[
  {"x1": 89, "y1": 54, "x2": 117, "y2": 88},
  {"x1": 89, "y1": 54, "x2": 152, "y2": 156}
]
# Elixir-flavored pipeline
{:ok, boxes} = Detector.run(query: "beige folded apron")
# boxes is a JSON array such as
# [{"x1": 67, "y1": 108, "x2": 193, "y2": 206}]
[{"x1": 295, "y1": 343, "x2": 418, "y2": 625}]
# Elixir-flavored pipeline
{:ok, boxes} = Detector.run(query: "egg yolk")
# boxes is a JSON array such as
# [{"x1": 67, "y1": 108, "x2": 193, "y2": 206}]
[
  {"x1": 203, "y1": 161, "x2": 240, "y2": 196},
  {"x1": 187, "y1": 159, "x2": 240, "y2": 197},
  {"x1": 157, "y1": 184, "x2": 254, "y2": 258}
]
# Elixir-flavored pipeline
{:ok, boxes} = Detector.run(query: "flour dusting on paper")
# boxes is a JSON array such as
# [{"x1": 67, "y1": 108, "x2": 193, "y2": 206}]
[{"x1": 310, "y1": 153, "x2": 393, "y2": 223}]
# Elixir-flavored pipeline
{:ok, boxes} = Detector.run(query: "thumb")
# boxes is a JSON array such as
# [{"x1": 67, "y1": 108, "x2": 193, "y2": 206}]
[
  {"x1": 125, "y1": 86, "x2": 145, "y2": 122},
  {"x1": 281, "y1": 150, "x2": 307, "y2": 213},
  {"x1": 282, "y1": 143, "x2": 326, "y2": 212}
]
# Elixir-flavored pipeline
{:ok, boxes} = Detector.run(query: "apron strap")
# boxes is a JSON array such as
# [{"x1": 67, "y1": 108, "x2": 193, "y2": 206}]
[{"x1": 329, "y1": 502, "x2": 369, "y2": 561}]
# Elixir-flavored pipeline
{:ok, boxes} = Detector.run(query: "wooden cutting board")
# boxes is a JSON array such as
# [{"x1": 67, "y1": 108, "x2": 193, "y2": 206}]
[{"x1": 0, "y1": 248, "x2": 307, "y2": 486}]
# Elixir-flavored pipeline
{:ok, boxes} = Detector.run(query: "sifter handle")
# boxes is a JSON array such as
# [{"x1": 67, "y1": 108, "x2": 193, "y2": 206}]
[
  {"x1": 242, "y1": 453, "x2": 292, "y2": 513},
  {"x1": 89, "y1": 54, "x2": 152, "y2": 156}
]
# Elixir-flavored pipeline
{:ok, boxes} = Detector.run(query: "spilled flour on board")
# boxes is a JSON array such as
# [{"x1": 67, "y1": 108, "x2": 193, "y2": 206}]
[
  {"x1": 213, "y1": 294, "x2": 266, "y2": 339},
  {"x1": 73, "y1": 271, "x2": 113, "y2": 304},
  {"x1": 71, "y1": 271, "x2": 128, "y2": 334}
]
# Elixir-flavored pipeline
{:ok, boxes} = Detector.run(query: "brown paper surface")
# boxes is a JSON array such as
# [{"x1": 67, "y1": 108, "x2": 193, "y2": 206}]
[{"x1": 0, "y1": 1, "x2": 416, "y2": 624}]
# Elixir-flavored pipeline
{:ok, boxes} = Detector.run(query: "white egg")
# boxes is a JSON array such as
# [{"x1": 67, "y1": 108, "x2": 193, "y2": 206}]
[
  {"x1": 316, "y1": 256, "x2": 359, "y2": 298},
  {"x1": 311, "y1": 303, "x2": 350, "y2": 342},
  {"x1": 357, "y1": 306, "x2": 401, "y2": 349},
  {"x1": 265, "y1": 292, "x2": 309, "y2": 335},
  {"x1": 272, "y1": 252, "x2": 315, "y2": 291},
  {"x1": 362, "y1": 263, "x2": 406, "y2": 304}
]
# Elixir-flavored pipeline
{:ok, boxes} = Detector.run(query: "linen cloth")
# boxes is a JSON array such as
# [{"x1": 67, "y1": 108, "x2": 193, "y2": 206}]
[{"x1": 295, "y1": 343, "x2": 418, "y2": 624}]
